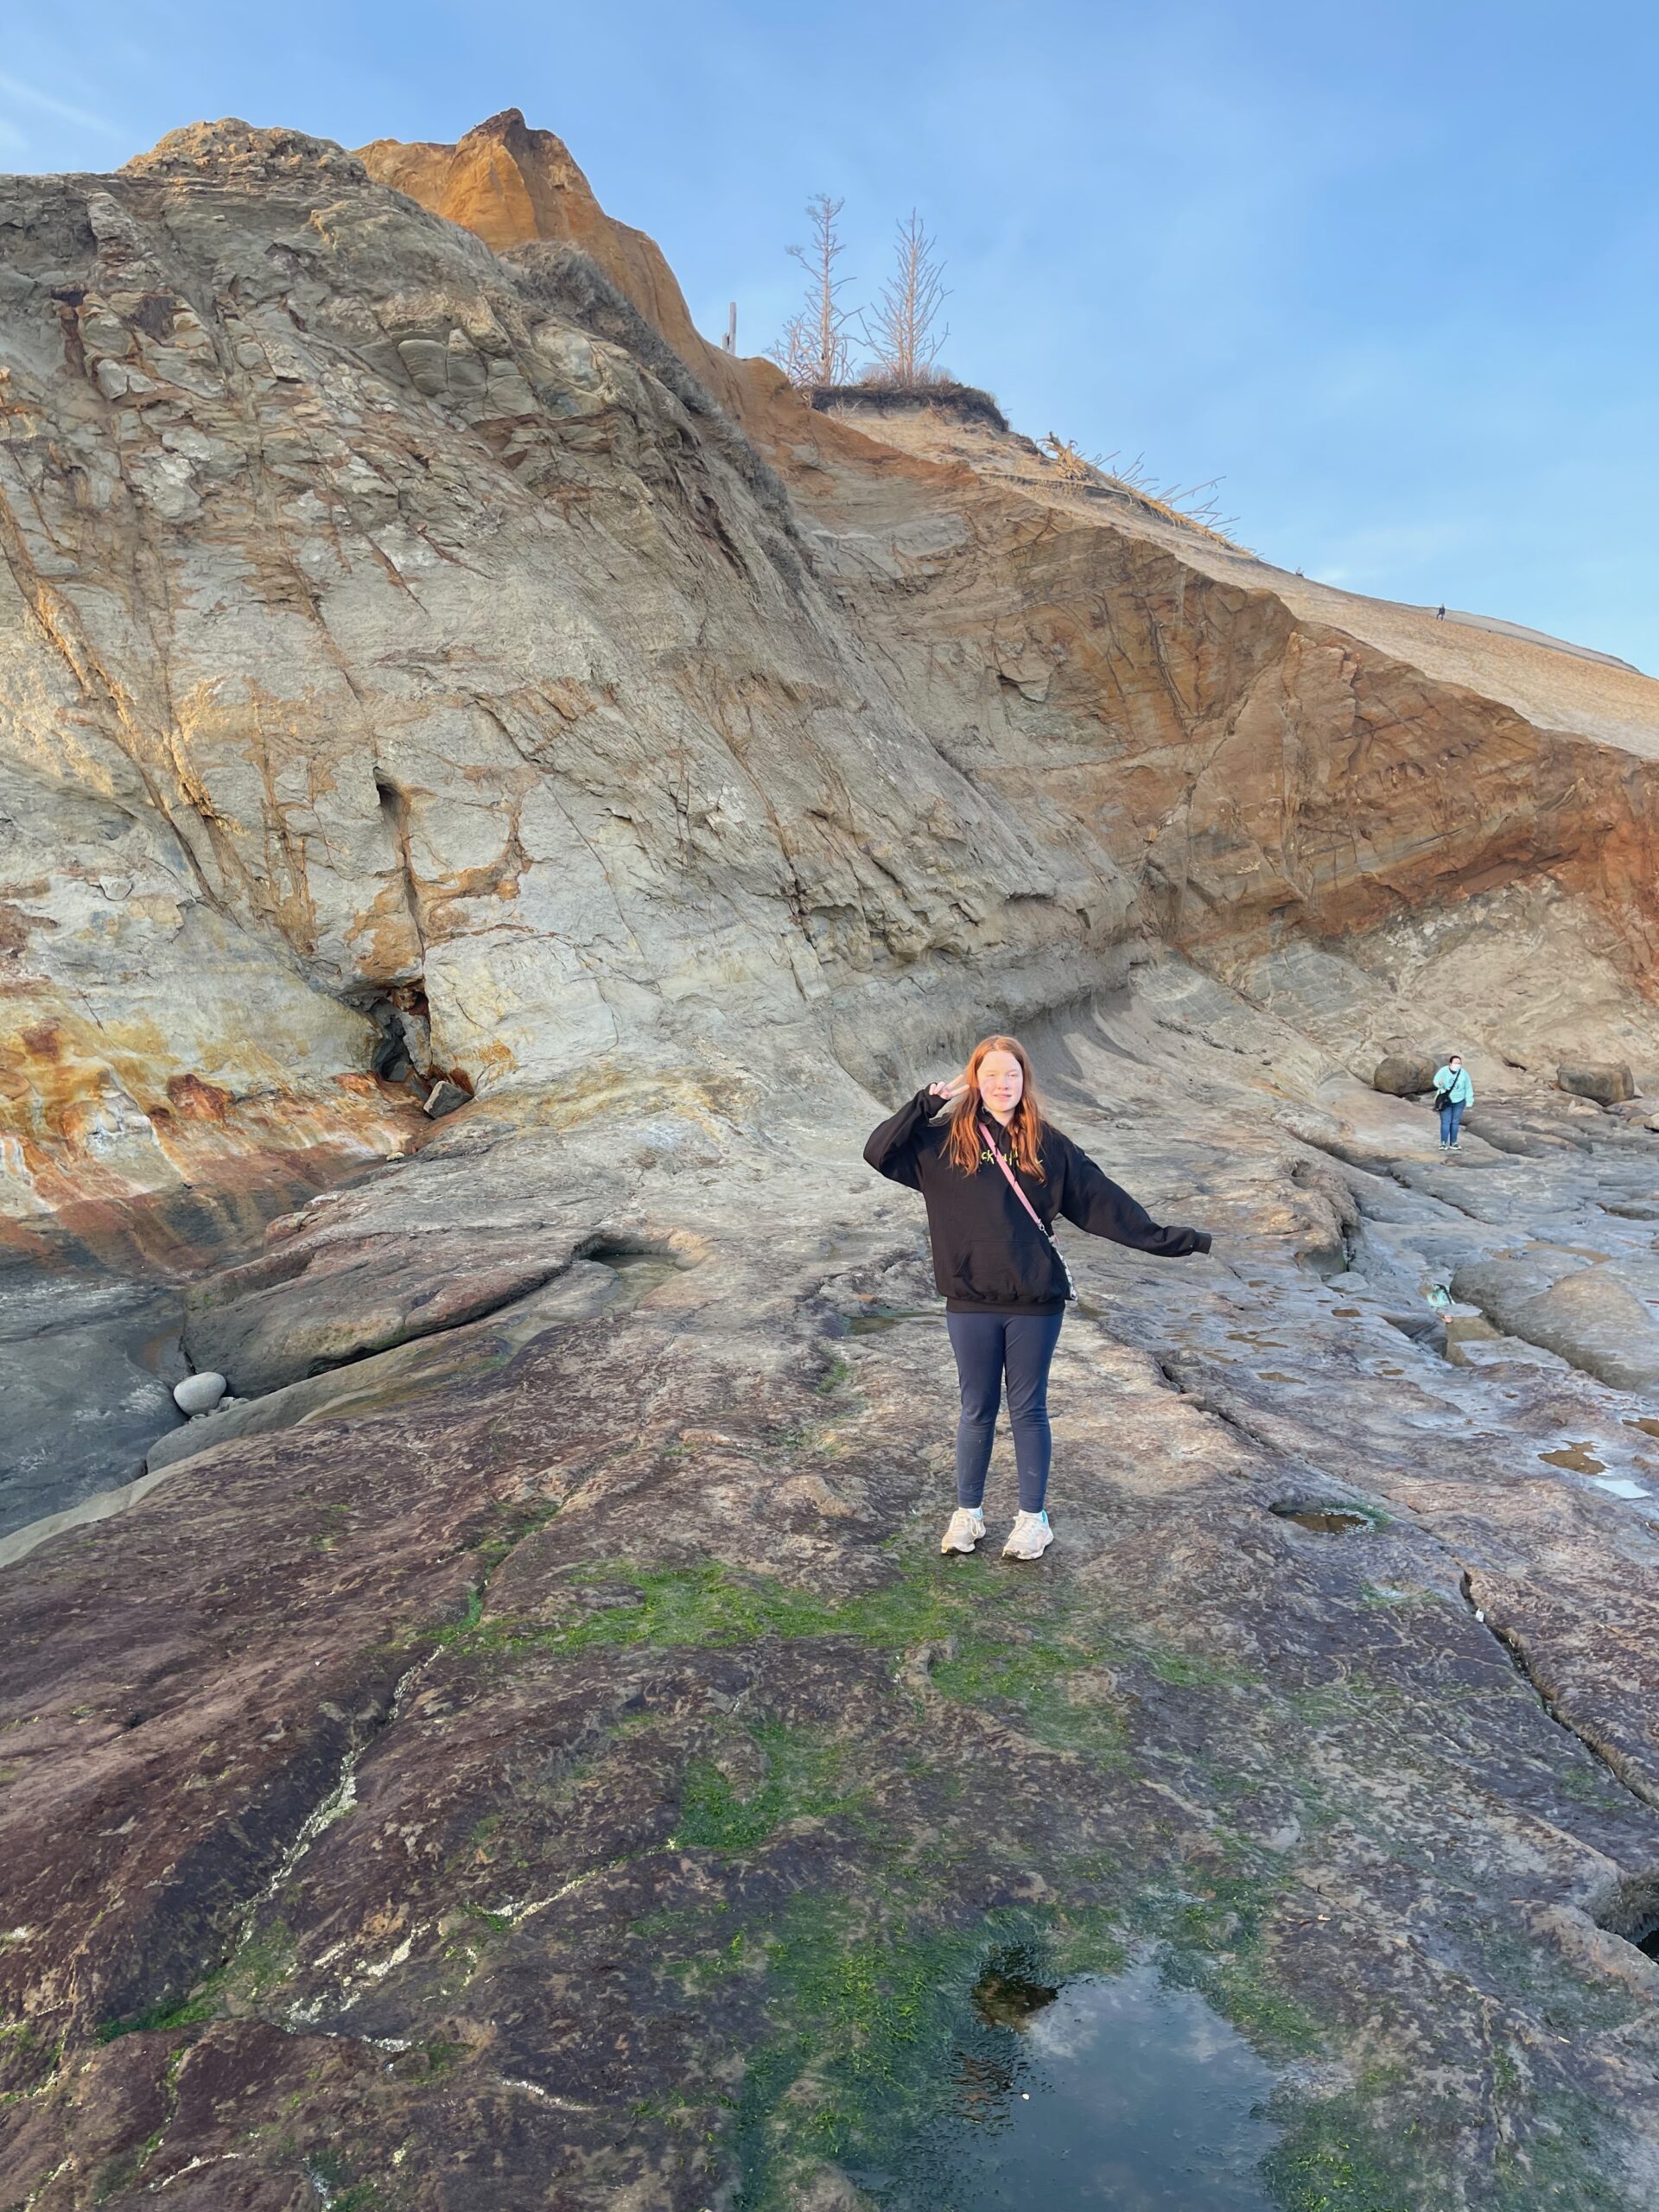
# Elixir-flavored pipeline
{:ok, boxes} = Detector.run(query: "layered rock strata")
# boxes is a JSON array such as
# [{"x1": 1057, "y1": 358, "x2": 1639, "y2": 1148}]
[
  {"x1": 8, "y1": 114, "x2": 1659, "y2": 1235},
  {"x1": 0, "y1": 124, "x2": 1052, "y2": 1233}
]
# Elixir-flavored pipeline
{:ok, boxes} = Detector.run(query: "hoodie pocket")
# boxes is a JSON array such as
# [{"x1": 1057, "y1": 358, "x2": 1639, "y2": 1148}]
[{"x1": 953, "y1": 1222, "x2": 1065, "y2": 1306}]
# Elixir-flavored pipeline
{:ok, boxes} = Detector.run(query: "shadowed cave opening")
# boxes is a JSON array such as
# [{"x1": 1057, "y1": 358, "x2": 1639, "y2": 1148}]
[{"x1": 364, "y1": 773, "x2": 442, "y2": 1090}]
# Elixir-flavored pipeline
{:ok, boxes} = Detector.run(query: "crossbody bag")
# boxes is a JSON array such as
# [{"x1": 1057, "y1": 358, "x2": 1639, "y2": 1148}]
[{"x1": 978, "y1": 1117, "x2": 1078, "y2": 1304}]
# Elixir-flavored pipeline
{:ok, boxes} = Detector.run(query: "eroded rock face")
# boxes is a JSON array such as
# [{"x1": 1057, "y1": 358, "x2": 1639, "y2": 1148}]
[
  {"x1": 791, "y1": 410, "x2": 1659, "y2": 1073},
  {"x1": 1454, "y1": 1247, "x2": 1659, "y2": 1391},
  {"x1": 179, "y1": 1129, "x2": 623, "y2": 1394},
  {"x1": 1, "y1": 118, "x2": 1121, "y2": 1224},
  {"x1": 10, "y1": 113, "x2": 1659, "y2": 1234},
  {"x1": 356, "y1": 107, "x2": 766, "y2": 431}
]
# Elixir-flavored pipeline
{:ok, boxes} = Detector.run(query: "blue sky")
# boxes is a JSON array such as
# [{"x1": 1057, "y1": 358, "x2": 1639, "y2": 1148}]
[{"x1": 5, "y1": 0, "x2": 1656, "y2": 671}]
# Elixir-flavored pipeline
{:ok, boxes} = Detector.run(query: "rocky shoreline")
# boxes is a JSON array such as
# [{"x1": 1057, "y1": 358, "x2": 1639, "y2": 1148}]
[
  {"x1": 5, "y1": 986, "x2": 1659, "y2": 2208},
  {"x1": 1, "y1": 1128, "x2": 420, "y2": 1548},
  {"x1": 5, "y1": 108, "x2": 1659, "y2": 2209}
]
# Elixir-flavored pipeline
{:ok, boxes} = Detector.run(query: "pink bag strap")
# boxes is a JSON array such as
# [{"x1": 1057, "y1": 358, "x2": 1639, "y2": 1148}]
[
  {"x1": 978, "y1": 1118, "x2": 1051, "y2": 1236},
  {"x1": 973, "y1": 1123, "x2": 1079, "y2": 1292},
  {"x1": 980, "y1": 1118, "x2": 1077, "y2": 1301}
]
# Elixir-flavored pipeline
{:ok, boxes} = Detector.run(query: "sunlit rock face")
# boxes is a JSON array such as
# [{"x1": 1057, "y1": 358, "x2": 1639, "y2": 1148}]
[
  {"x1": 356, "y1": 106, "x2": 770, "y2": 430},
  {"x1": 8, "y1": 108, "x2": 1659, "y2": 1231},
  {"x1": 0, "y1": 119, "x2": 1123, "y2": 1220},
  {"x1": 366, "y1": 113, "x2": 1659, "y2": 1065}
]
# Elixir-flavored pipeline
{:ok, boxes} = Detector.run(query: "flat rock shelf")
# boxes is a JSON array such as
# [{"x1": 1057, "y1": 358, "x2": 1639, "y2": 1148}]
[{"x1": 6, "y1": 998, "x2": 1659, "y2": 2209}]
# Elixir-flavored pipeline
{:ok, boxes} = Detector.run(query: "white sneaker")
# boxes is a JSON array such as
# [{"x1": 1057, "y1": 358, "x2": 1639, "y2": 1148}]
[
  {"x1": 941, "y1": 1507, "x2": 986, "y2": 1554},
  {"x1": 1002, "y1": 1510, "x2": 1053, "y2": 1560}
]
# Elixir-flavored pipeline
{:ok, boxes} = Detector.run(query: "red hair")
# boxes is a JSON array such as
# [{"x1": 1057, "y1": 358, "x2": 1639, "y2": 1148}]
[{"x1": 944, "y1": 1035, "x2": 1048, "y2": 1180}]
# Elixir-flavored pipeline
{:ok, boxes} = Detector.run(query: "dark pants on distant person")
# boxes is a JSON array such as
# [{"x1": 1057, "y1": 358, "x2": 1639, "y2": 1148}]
[
  {"x1": 946, "y1": 1311, "x2": 1065, "y2": 1515},
  {"x1": 1440, "y1": 1100, "x2": 1465, "y2": 1147}
]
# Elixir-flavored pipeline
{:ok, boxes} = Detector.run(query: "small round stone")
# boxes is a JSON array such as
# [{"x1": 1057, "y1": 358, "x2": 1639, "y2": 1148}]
[{"x1": 173, "y1": 1370, "x2": 227, "y2": 1415}]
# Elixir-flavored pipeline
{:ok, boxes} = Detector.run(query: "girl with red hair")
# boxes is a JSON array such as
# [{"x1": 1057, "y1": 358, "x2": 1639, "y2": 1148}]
[{"x1": 864, "y1": 1036, "x2": 1211, "y2": 1559}]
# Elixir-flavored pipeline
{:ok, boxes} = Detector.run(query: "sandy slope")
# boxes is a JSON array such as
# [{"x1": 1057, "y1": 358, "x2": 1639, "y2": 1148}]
[{"x1": 823, "y1": 400, "x2": 1659, "y2": 756}]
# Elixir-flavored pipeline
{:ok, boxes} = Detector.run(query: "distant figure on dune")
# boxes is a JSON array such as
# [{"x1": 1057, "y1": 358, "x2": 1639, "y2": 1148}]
[
  {"x1": 1437, "y1": 604, "x2": 1446, "y2": 620},
  {"x1": 1433, "y1": 1054, "x2": 1472, "y2": 1149},
  {"x1": 864, "y1": 1034, "x2": 1212, "y2": 1562}
]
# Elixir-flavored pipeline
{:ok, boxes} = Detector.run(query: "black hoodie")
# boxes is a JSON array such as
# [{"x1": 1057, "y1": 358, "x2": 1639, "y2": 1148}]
[{"x1": 863, "y1": 1089, "x2": 1211, "y2": 1316}]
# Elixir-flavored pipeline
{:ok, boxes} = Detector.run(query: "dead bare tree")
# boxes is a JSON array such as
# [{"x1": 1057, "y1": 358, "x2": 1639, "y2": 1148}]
[
  {"x1": 862, "y1": 210, "x2": 950, "y2": 386},
  {"x1": 1041, "y1": 432, "x2": 1095, "y2": 482},
  {"x1": 1109, "y1": 450, "x2": 1241, "y2": 537},
  {"x1": 769, "y1": 193, "x2": 855, "y2": 387}
]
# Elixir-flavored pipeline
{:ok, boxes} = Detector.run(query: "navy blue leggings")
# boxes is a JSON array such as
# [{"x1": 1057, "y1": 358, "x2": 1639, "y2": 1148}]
[
  {"x1": 1439, "y1": 1099, "x2": 1465, "y2": 1146},
  {"x1": 946, "y1": 1310, "x2": 1065, "y2": 1515}
]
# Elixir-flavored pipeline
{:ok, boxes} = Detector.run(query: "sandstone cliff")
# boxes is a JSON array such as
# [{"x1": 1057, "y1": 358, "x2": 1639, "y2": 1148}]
[
  {"x1": 365, "y1": 111, "x2": 1659, "y2": 1071},
  {"x1": 7, "y1": 112, "x2": 1659, "y2": 1244},
  {"x1": 0, "y1": 119, "x2": 1116, "y2": 1230},
  {"x1": 357, "y1": 107, "x2": 771, "y2": 432}
]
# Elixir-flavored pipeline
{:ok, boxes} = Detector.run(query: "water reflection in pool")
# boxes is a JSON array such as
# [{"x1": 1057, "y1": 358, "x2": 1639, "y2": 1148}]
[{"x1": 865, "y1": 1961, "x2": 1281, "y2": 2210}]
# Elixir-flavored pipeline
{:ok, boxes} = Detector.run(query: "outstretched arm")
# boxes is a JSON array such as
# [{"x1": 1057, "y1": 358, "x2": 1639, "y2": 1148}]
[
  {"x1": 862, "y1": 1088, "x2": 944, "y2": 1190},
  {"x1": 1056, "y1": 1139, "x2": 1211, "y2": 1257}
]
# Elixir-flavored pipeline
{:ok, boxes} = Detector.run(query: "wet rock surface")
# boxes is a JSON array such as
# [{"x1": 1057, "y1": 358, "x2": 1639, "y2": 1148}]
[
  {"x1": 0, "y1": 1260, "x2": 184, "y2": 1533},
  {"x1": 5, "y1": 985, "x2": 1659, "y2": 2209},
  {"x1": 0, "y1": 1145, "x2": 408, "y2": 1537}
]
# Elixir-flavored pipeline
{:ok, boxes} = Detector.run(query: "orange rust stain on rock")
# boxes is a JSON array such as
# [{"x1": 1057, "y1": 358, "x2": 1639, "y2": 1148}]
[
  {"x1": 0, "y1": 903, "x2": 53, "y2": 959},
  {"x1": 165, "y1": 1072, "x2": 234, "y2": 1122}
]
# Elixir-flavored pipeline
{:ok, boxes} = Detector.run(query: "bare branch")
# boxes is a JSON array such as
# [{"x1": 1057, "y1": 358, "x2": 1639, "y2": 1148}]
[
  {"x1": 768, "y1": 193, "x2": 855, "y2": 386},
  {"x1": 861, "y1": 210, "x2": 950, "y2": 387},
  {"x1": 1039, "y1": 431, "x2": 1246, "y2": 547},
  {"x1": 768, "y1": 308, "x2": 821, "y2": 387}
]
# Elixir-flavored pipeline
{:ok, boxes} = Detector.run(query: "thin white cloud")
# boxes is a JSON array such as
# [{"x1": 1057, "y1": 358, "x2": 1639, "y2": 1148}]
[{"x1": 0, "y1": 68, "x2": 122, "y2": 138}]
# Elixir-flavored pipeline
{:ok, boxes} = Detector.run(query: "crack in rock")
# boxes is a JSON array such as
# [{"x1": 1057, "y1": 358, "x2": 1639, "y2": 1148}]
[{"x1": 1458, "y1": 1571, "x2": 1659, "y2": 1817}]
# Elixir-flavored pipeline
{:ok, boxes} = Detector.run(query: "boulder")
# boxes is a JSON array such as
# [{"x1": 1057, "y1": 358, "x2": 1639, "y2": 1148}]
[
  {"x1": 1372, "y1": 1055, "x2": 1436, "y2": 1097},
  {"x1": 423, "y1": 1079, "x2": 471, "y2": 1119},
  {"x1": 173, "y1": 1370, "x2": 227, "y2": 1416},
  {"x1": 1557, "y1": 1062, "x2": 1635, "y2": 1105},
  {"x1": 1453, "y1": 1255, "x2": 1659, "y2": 1392}
]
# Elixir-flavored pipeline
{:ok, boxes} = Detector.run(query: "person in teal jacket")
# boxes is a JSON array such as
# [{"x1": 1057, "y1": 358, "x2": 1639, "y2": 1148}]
[{"x1": 1433, "y1": 1055, "x2": 1472, "y2": 1149}]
